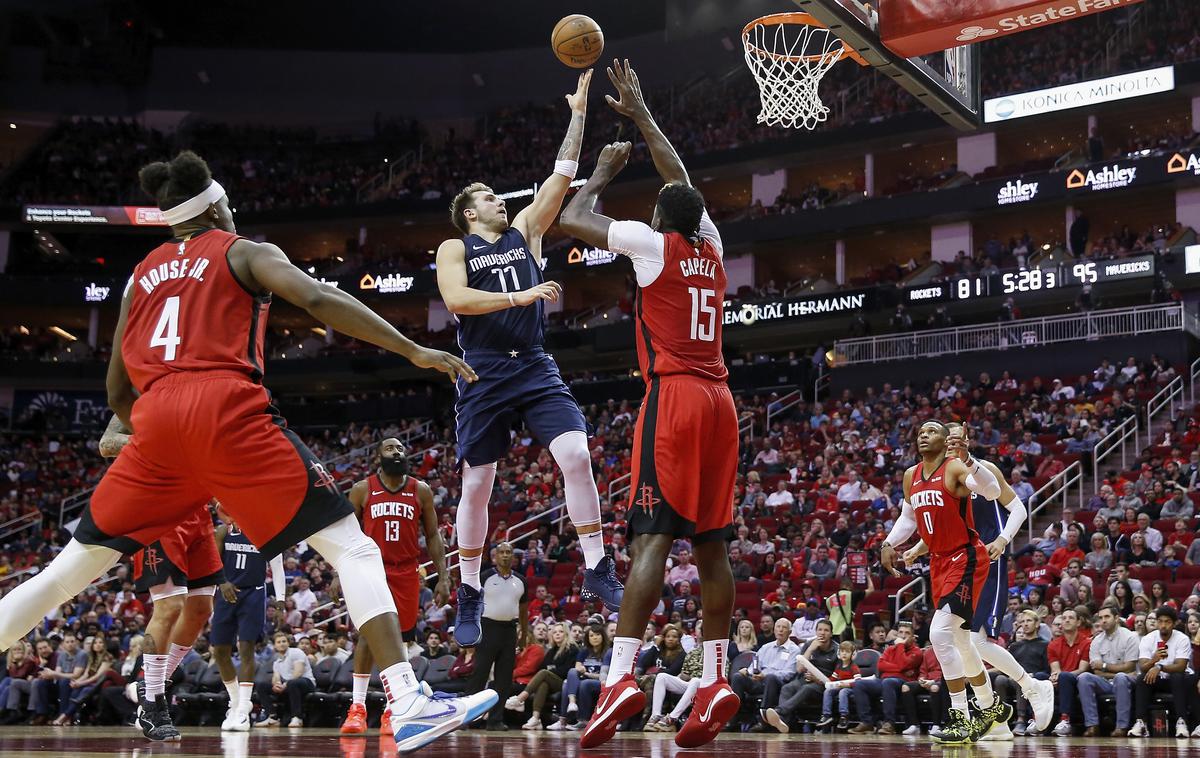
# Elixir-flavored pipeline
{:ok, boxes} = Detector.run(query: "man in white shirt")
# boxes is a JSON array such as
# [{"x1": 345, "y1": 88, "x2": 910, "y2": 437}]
[
  {"x1": 1134, "y1": 513, "x2": 1163, "y2": 554},
  {"x1": 1050, "y1": 379, "x2": 1075, "y2": 401},
  {"x1": 1129, "y1": 606, "x2": 1195, "y2": 737},
  {"x1": 765, "y1": 480, "x2": 795, "y2": 510},
  {"x1": 290, "y1": 578, "x2": 317, "y2": 615},
  {"x1": 835, "y1": 471, "x2": 862, "y2": 504},
  {"x1": 1075, "y1": 605, "x2": 1139, "y2": 736}
]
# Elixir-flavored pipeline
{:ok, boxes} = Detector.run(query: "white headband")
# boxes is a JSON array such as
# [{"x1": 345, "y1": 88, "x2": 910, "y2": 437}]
[{"x1": 161, "y1": 180, "x2": 225, "y2": 226}]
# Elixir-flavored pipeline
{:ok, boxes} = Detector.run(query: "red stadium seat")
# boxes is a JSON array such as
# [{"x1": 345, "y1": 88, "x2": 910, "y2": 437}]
[
  {"x1": 1176, "y1": 565, "x2": 1200, "y2": 582},
  {"x1": 1130, "y1": 566, "x2": 1170, "y2": 582}
]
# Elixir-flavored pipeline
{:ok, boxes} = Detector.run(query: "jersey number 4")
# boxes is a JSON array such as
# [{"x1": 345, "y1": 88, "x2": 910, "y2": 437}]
[
  {"x1": 688, "y1": 287, "x2": 717, "y2": 342},
  {"x1": 150, "y1": 295, "x2": 182, "y2": 361}
]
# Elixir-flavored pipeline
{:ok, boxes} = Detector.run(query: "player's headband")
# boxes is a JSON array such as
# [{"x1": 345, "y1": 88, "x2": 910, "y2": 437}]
[
  {"x1": 919, "y1": 421, "x2": 948, "y2": 435},
  {"x1": 162, "y1": 180, "x2": 225, "y2": 226}
]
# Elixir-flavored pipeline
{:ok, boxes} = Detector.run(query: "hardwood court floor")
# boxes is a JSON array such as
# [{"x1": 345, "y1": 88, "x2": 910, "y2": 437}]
[{"x1": 0, "y1": 726, "x2": 1193, "y2": 758}]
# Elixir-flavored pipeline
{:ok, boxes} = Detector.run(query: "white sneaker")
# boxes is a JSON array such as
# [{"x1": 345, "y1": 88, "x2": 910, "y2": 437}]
[
  {"x1": 764, "y1": 708, "x2": 789, "y2": 734},
  {"x1": 545, "y1": 720, "x2": 567, "y2": 731},
  {"x1": 929, "y1": 725, "x2": 943, "y2": 739},
  {"x1": 1176, "y1": 718, "x2": 1189, "y2": 738},
  {"x1": 566, "y1": 701, "x2": 578, "y2": 715},
  {"x1": 387, "y1": 683, "x2": 498, "y2": 752},
  {"x1": 1190, "y1": 723, "x2": 1200, "y2": 738},
  {"x1": 980, "y1": 720, "x2": 1014, "y2": 741},
  {"x1": 505, "y1": 695, "x2": 525, "y2": 712},
  {"x1": 1024, "y1": 719, "x2": 1040, "y2": 736},
  {"x1": 221, "y1": 708, "x2": 251, "y2": 732},
  {"x1": 288, "y1": 717, "x2": 303, "y2": 728},
  {"x1": 1027, "y1": 679, "x2": 1055, "y2": 734},
  {"x1": 522, "y1": 715, "x2": 542, "y2": 730},
  {"x1": 1129, "y1": 719, "x2": 1148, "y2": 737},
  {"x1": 902, "y1": 724, "x2": 921, "y2": 736},
  {"x1": 1052, "y1": 719, "x2": 1072, "y2": 737}
]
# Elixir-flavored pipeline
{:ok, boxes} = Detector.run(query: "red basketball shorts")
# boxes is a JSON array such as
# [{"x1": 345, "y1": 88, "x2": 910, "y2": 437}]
[
  {"x1": 930, "y1": 541, "x2": 990, "y2": 625},
  {"x1": 78, "y1": 371, "x2": 353, "y2": 559},
  {"x1": 628, "y1": 375, "x2": 738, "y2": 544},
  {"x1": 132, "y1": 506, "x2": 224, "y2": 591},
  {"x1": 385, "y1": 563, "x2": 421, "y2": 632}
]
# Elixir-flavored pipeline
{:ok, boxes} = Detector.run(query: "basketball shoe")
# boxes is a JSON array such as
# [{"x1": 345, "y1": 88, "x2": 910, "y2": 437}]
[
  {"x1": 388, "y1": 681, "x2": 497, "y2": 753},
  {"x1": 340, "y1": 703, "x2": 368, "y2": 734},
  {"x1": 579, "y1": 675, "x2": 645, "y2": 748},
  {"x1": 676, "y1": 678, "x2": 740, "y2": 748},
  {"x1": 581, "y1": 555, "x2": 625, "y2": 611},
  {"x1": 454, "y1": 586, "x2": 484, "y2": 647}
]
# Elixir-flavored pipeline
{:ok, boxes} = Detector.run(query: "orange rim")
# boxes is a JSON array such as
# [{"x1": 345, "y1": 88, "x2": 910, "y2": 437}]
[{"x1": 742, "y1": 12, "x2": 868, "y2": 66}]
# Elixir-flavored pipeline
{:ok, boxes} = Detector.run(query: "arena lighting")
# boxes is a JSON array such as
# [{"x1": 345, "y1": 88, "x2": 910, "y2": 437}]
[
  {"x1": 8, "y1": 123, "x2": 14, "y2": 129},
  {"x1": 49, "y1": 326, "x2": 77, "y2": 341},
  {"x1": 311, "y1": 327, "x2": 327, "y2": 337}
]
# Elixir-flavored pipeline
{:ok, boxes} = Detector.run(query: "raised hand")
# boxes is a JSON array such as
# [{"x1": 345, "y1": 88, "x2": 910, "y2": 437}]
[
  {"x1": 595, "y1": 141, "x2": 632, "y2": 175},
  {"x1": 605, "y1": 58, "x2": 649, "y2": 120},
  {"x1": 565, "y1": 68, "x2": 593, "y2": 114},
  {"x1": 409, "y1": 347, "x2": 478, "y2": 384},
  {"x1": 514, "y1": 281, "x2": 563, "y2": 307}
]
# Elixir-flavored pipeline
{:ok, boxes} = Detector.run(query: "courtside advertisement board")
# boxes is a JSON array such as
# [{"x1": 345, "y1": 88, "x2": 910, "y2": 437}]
[{"x1": 22, "y1": 205, "x2": 167, "y2": 226}]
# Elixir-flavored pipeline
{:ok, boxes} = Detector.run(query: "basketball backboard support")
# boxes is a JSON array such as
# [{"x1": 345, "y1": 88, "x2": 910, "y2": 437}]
[{"x1": 791, "y1": 0, "x2": 981, "y2": 130}]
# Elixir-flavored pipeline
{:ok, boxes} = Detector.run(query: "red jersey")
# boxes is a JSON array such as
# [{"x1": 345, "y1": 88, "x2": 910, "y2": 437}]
[
  {"x1": 122, "y1": 229, "x2": 269, "y2": 393},
  {"x1": 908, "y1": 458, "x2": 979, "y2": 554},
  {"x1": 360, "y1": 474, "x2": 422, "y2": 569},
  {"x1": 633, "y1": 230, "x2": 728, "y2": 383}
]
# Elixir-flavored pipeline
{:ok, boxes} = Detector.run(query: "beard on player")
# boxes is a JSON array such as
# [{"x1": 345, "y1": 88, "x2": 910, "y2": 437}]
[{"x1": 450, "y1": 182, "x2": 508, "y2": 235}]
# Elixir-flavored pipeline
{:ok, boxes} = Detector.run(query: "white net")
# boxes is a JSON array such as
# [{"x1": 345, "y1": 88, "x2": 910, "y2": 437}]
[{"x1": 742, "y1": 17, "x2": 850, "y2": 131}]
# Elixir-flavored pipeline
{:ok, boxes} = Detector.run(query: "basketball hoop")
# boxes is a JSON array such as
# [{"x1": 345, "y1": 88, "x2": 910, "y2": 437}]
[{"x1": 742, "y1": 13, "x2": 867, "y2": 131}]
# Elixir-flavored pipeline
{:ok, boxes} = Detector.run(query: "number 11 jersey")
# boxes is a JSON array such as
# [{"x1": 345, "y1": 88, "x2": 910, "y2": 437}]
[{"x1": 122, "y1": 228, "x2": 270, "y2": 393}]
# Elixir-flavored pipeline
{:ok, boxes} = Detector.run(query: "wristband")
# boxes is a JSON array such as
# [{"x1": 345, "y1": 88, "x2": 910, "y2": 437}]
[
  {"x1": 554, "y1": 159, "x2": 579, "y2": 179},
  {"x1": 508, "y1": 292, "x2": 516, "y2": 307}
]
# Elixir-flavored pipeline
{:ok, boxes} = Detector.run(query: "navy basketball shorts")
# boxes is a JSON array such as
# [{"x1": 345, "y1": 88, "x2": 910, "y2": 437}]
[
  {"x1": 971, "y1": 554, "x2": 1009, "y2": 638},
  {"x1": 209, "y1": 585, "x2": 268, "y2": 647},
  {"x1": 454, "y1": 349, "x2": 587, "y2": 466}
]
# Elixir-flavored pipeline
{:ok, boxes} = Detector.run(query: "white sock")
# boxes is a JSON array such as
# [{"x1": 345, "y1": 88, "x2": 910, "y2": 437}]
[
  {"x1": 972, "y1": 676, "x2": 995, "y2": 709},
  {"x1": 144, "y1": 653, "x2": 169, "y2": 698},
  {"x1": 165, "y1": 642, "x2": 191, "y2": 679},
  {"x1": 606, "y1": 636, "x2": 640, "y2": 686},
  {"x1": 224, "y1": 679, "x2": 238, "y2": 709},
  {"x1": 950, "y1": 688, "x2": 969, "y2": 715},
  {"x1": 380, "y1": 661, "x2": 419, "y2": 705},
  {"x1": 578, "y1": 529, "x2": 605, "y2": 570},
  {"x1": 701, "y1": 639, "x2": 727, "y2": 686},
  {"x1": 237, "y1": 682, "x2": 254, "y2": 716},
  {"x1": 459, "y1": 553, "x2": 482, "y2": 591},
  {"x1": 352, "y1": 673, "x2": 370, "y2": 706}
]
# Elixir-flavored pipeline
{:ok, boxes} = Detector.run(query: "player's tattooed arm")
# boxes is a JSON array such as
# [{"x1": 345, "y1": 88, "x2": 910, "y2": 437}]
[{"x1": 98, "y1": 413, "x2": 132, "y2": 459}]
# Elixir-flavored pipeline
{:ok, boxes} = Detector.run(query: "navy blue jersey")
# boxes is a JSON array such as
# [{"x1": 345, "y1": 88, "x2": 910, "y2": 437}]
[
  {"x1": 222, "y1": 523, "x2": 267, "y2": 588},
  {"x1": 456, "y1": 227, "x2": 544, "y2": 352},
  {"x1": 971, "y1": 493, "x2": 1007, "y2": 551}
]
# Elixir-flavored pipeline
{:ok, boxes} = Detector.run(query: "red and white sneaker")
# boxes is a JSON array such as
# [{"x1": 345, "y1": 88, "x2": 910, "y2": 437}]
[
  {"x1": 675, "y1": 678, "x2": 740, "y2": 748},
  {"x1": 340, "y1": 703, "x2": 368, "y2": 735},
  {"x1": 579, "y1": 675, "x2": 645, "y2": 749}
]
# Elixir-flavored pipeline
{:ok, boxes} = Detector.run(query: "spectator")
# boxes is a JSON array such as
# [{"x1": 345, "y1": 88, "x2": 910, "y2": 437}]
[
  {"x1": 812, "y1": 640, "x2": 862, "y2": 732},
  {"x1": 1085, "y1": 533, "x2": 1114, "y2": 574},
  {"x1": 836, "y1": 472, "x2": 863, "y2": 504},
  {"x1": 1000, "y1": 610, "x2": 1051, "y2": 736},
  {"x1": 1049, "y1": 529, "x2": 1086, "y2": 573},
  {"x1": 53, "y1": 634, "x2": 113, "y2": 726},
  {"x1": 1129, "y1": 606, "x2": 1193, "y2": 738},
  {"x1": 1016, "y1": 432, "x2": 1042, "y2": 457},
  {"x1": 767, "y1": 619, "x2": 838, "y2": 732},
  {"x1": 1075, "y1": 605, "x2": 1139, "y2": 736},
  {"x1": 1058, "y1": 559, "x2": 1094, "y2": 606},
  {"x1": 254, "y1": 632, "x2": 316, "y2": 728},
  {"x1": 1010, "y1": 470, "x2": 1035, "y2": 507},
  {"x1": 667, "y1": 551, "x2": 699, "y2": 586},
  {"x1": 730, "y1": 617, "x2": 799, "y2": 731},
  {"x1": 439, "y1": 646, "x2": 476, "y2": 695},
  {"x1": 729, "y1": 547, "x2": 754, "y2": 581},
  {"x1": 290, "y1": 579, "x2": 317, "y2": 615},
  {"x1": 506, "y1": 622, "x2": 578, "y2": 730},
  {"x1": 423, "y1": 631, "x2": 448, "y2": 659},
  {"x1": 1120, "y1": 532, "x2": 1157, "y2": 568},
  {"x1": 546, "y1": 624, "x2": 609, "y2": 731},
  {"x1": 766, "y1": 480, "x2": 795, "y2": 510},
  {"x1": 1048, "y1": 609, "x2": 1092, "y2": 736},
  {"x1": 732, "y1": 620, "x2": 759, "y2": 655},
  {"x1": 806, "y1": 545, "x2": 837, "y2": 581},
  {"x1": 0, "y1": 644, "x2": 38, "y2": 724},
  {"x1": 850, "y1": 621, "x2": 923, "y2": 735},
  {"x1": 634, "y1": 624, "x2": 686, "y2": 723},
  {"x1": 792, "y1": 600, "x2": 825, "y2": 643},
  {"x1": 898, "y1": 644, "x2": 947, "y2": 733},
  {"x1": 1160, "y1": 488, "x2": 1194, "y2": 519},
  {"x1": 641, "y1": 622, "x2": 700, "y2": 732}
]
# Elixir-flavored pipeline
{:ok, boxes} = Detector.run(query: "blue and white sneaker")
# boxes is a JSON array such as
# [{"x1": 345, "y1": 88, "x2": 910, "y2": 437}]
[
  {"x1": 454, "y1": 585, "x2": 485, "y2": 647},
  {"x1": 389, "y1": 682, "x2": 498, "y2": 753},
  {"x1": 582, "y1": 555, "x2": 624, "y2": 611}
]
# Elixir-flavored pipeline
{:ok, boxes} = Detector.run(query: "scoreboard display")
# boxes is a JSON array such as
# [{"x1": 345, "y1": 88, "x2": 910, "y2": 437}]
[{"x1": 901, "y1": 254, "x2": 1155, "y2": 304}]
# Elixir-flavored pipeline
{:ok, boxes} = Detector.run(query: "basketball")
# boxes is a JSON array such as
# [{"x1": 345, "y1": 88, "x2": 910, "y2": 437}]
[{"x1": 551, "y1": 14, "x2": 604, "y2": 68}]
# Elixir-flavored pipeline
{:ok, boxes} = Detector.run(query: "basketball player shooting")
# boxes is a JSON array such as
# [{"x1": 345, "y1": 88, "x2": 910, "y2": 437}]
[
  {"x1": 340, "y1": 438, "x2": 451, "y2": 736},
  {"x1": 435, "y1": 68, "x2": 623, "y2": 648},
  {"x1": 880, "y1": 421, "x2": 1004, "y2": 744},
  {"x1": 903, "y1": 423, "x2": 1054, "y2": 739},
  {"x1": 559, "y1": 58, "x2": 740, "y2": 750},
  {"x1": 0, "y1": 150, "x2": 494, "y2": 753}
]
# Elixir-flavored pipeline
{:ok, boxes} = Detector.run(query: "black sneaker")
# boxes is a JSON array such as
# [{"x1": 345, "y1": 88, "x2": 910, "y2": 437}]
[
  {"x1": 816, "y1": 714, "x2": 834, "y2": 729},
  {"x1": 933, "y1": 710, "x2": 974, "y2": 745},
  {"x1": 975, "y1": 699, "x2": 1012, "y2": 740},
  {"x1": 581, "y1": 555, "x2": 625, "y2": 612},
  {"x1": 836, "y1": 715, "x2": 849, "y2": 731},
  {"x1": 137, "y1": 694, "x2": 181, "y2": 742}
]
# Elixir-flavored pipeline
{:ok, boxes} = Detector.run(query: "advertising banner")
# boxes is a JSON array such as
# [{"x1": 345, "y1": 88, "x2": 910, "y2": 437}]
[{"x1": 22, "y1": 205, "x2": 166, "y2": 226}]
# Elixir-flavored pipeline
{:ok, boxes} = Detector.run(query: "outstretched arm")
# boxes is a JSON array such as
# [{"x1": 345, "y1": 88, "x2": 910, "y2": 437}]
[
  {"x1": 559, "y1": 142, "x2": 632, "y2": 250},
  {"x1": 513, "y1": 69, "x2": 591, "y2": 244},
  {"x1": 606, "y1": 58, "x2": 688, "y2": 186}
]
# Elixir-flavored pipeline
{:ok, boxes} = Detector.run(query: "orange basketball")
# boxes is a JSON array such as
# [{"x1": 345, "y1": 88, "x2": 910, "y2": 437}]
[{"x1": 552, "y1": 14, "x2": 604, "y2": 68}]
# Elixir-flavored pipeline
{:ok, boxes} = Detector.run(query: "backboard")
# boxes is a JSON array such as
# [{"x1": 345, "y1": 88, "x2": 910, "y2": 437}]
[{"x1": 792, "y1": 0, "x2": 982, "y2": 130}]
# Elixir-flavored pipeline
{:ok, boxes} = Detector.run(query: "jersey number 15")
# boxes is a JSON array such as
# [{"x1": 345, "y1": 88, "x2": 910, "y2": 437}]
[{"x1": 688, "y1": 287, "x2": 717, "y2": 342}]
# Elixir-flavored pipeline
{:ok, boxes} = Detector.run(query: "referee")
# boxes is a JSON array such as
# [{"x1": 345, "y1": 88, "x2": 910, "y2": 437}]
[{"x1": 465, "y1": 541, "x2": 530, "y2": 730}]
